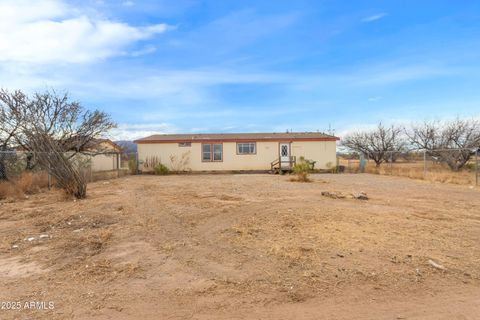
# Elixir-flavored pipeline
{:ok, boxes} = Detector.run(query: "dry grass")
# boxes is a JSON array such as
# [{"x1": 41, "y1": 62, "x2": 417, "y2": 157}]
[
  {"x1": 16, "y1": 171, "x2": 50, "y2": 193},
  {"x1": 0, "y1": 171, "x2": 50, "y2": 199},
  {"x1": 0, "y1": 181, "x2": 22, "y2": 199},
  {"x1": 1, "y1": 174, "x2": 479, "y2": 319},
  {"x1": 289, "y1": 174, "x2": 311, "y2": 182},
  {"x1": 0, "y1": 169, "x2": 129, "y2": 200},
  {"x1": 340, "y1": 158, "x2": 478, "y2": 185}
]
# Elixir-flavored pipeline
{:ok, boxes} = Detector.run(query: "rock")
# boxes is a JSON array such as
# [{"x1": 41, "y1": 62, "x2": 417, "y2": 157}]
[
  {"x1": 12, "y1": 244, "x2": 19, "y2": 249},
  {"x1": 24, "y1": 237, "x2": 35, "y2": 241},
  {"x1": 39, "y1": 234, "x2": 49, "y2": 239},
  {"x1": 5, "y1": 197, "x2": 15, "y2": 203},
  {"x1": 321, "y1": 191, "x2": 345, "y2": 199},
  {"x1": 352, "y1": 192, "x2": 368, "y2": 200},
  {"x1": 428, "y1": 259, "x2": 445, "y2": 270}
]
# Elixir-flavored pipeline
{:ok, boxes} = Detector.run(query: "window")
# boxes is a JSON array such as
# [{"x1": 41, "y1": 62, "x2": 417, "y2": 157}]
[
  {"x1": 202, "y1": 143, "x2": 222, "y2": 162},
  {"x1": 281, "y1": 144, "x2": 289, "y2": 157},
  {"x1": 213, "y1": 144, "x2": 222, "y2": 161},
  {"x1": 202, "y1": 144, "x2": 211, "y2": 161},
  {"x1": 178, "y1": 142, "x2": 191, "y2": 147},
  {"x1": 237, "y1": 142, "x2": 256, "y2": 155}
]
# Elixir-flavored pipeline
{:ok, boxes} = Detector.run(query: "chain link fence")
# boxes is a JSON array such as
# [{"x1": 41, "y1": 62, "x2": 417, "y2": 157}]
[
  {"x1": 0, "y1": 151, "x2": 137, "y2": 197},
  {"x1": 338, "y1": 148, "x2": 479, "y2": 186}
]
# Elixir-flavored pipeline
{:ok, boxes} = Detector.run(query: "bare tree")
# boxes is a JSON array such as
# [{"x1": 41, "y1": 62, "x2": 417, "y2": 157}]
[
  {"x1": 0, "y1": 90, "x2": 28, "y2": 180},
  {"x1": 0, "y1": 89, "x2": 116, "y2": 198},
  {"x1": 407, "y1": 119, "x2": 480, "y2": 171},
  {"x1": 342, "y1": 123, "x2": 406, "y2": 167}
]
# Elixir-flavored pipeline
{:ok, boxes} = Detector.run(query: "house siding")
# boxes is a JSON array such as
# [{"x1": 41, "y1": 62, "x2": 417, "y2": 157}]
[
  {"x1": 91, "y1": 154, "x2": 118, "y2": 171},
  {"x1": 290, "y1": 141, "x2": 337, "y2": 169},
  {"x1": 137, "y1": 140, "x2": 337, "y2": 172}
]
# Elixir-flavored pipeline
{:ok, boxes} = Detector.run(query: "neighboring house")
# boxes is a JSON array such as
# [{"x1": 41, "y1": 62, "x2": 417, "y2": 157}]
[
  {"x1": 134, "y1": 132, "x2": 339, "y2": 172},
  {"x1": 15, "y1": 138, "x2": 123, "y2": 172},
  {"x1": 86, "y1": 139, "x2": 123, "y2": 172}
]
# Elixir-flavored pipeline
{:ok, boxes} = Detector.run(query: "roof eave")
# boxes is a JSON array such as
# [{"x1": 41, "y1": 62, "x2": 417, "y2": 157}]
[{"x1": 134, "y1": 137, "x2": 339, "y2": 144}]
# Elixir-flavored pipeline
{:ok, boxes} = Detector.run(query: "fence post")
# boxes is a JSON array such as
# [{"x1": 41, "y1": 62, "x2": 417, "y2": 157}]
[
  {"x1": 476, "y1": 149, "x2": 478, "y2": 186},
  {"x1": 116, "y1": 152, "x2": 120, "y2": 178},
  {"x1": 423, "y1": 150, "x2": 427, "y2": 179},
  {"x1": 48, "y1": 162, "x2": 51, "y2": 190},
  {"x1": 89, "y1": 162, "x2": 93, "y2": 182},
  {"x1": 390, "y1": 151, "x2": 393, "y2": 175},
  {"x1": 359, "y1": 154, "x2": 365, "y2": 173},
  {"x1": 135, "y1": 152, "x2": 139, "y2": 175}
]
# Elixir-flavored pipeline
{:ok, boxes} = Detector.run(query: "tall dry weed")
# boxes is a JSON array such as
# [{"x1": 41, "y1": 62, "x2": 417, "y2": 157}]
[
  {"x1": 0, "y1": 181, "x2": 22, "y2": 199},
  {"x1": 0, "y1": 171, "x2": 50, "y2": 200}
]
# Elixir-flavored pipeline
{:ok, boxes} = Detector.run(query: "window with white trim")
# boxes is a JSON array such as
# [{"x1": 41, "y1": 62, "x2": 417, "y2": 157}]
[
  {"x1": 202, "y1": 143, "x2": 222, "y2": 161},
  {"x1": 213, "y1": 144, "x2": 222, "y2": 161},
  {"x1": 202, "y1": 144, "x2": 211, "y2": 161},
  {"x1": 237, "y1": 142, "x2": 256, "y2": 155}
]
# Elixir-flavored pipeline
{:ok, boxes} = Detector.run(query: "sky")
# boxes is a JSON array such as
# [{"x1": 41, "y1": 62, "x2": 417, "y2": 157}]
[{"x1": 0, "y1": 0, "x2": 479, "y2": 140}]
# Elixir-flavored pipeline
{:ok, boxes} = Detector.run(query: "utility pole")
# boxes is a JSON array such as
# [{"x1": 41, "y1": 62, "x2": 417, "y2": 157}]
[{"x1": 328, "y1": 123, "x2": 335, "y2": 136}]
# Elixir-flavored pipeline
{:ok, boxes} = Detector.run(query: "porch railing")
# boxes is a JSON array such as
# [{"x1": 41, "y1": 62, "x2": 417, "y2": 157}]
[{"x1": 270, "y1": 156, "x2": 296, "y2": 171}]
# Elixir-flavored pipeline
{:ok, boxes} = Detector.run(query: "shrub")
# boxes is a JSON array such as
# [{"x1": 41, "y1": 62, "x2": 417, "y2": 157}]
[
  {"x1": 464, "y1": 162, "x2": 477, "y2": 171},
  {"x1": 292, "y1": 156, "x2": 311, "y2": 182},
  {"x1": 128, "y1": 158, "x2": 137, "y2": 174},
  {"x1": 326, "y1": 161, "x2": 340, "y2": 173},
  {"x1": 154, "y1": 163, "x2": 169, "y2": 175},
  {"x1": 144, "y1": 156, "x2": 160, "y2": 170}
]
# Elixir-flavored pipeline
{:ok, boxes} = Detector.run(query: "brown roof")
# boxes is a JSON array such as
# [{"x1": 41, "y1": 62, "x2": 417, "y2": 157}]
[
  {"x1": 93, "y1": 139, "x2": 122, "y2": 152},
  {"x1": 134, "y1": 132, "x2": 339, "y2": 144}
]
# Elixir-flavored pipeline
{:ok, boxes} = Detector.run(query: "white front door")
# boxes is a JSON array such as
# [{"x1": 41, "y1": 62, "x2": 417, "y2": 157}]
[{"x1": 279, "y1": 143, "x2": 290, "y2": 168}]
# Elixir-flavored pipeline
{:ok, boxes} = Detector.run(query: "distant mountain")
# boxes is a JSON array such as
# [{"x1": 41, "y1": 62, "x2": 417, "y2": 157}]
[{"x1": 115, "y1": 140, "x2": 137, "y2": 153}]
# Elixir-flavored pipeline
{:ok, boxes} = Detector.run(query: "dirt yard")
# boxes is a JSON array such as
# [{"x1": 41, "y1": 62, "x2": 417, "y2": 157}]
[{"x1": 1, "y1": 174, "x2": 480, "y2": 319}]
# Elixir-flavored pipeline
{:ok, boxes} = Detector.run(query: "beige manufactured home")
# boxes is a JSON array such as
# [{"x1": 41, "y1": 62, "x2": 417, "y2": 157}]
[
  {"x1": 88, "y1": 139, "x2": 123, "y2": 172},
  {"x1": 135, "y1": 132, "x2": 338, "y2": 172}
]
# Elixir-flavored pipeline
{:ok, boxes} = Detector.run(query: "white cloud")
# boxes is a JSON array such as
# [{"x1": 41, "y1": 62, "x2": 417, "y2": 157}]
[
  {"x1": 122, "y1": 1, "x2": 135, "y2": 7},
  {"x1": 368, "y1": 96, "x2": 382, "y2": 102},
  {"x1": 130, "y1": 45, "x2": 157, "y2": 57},
  {"x1": 351, "y1": 64, "x2": 453, "y2": 86},
  {"x1": 0, "y1": 0, "x2": 170, "y2": 64},
  {"x1": 109, "y1": 123, "x2": 178, "y2": 140},
  {"x1": 361, "y1": 13, "x2": 387, "y2": 23}
]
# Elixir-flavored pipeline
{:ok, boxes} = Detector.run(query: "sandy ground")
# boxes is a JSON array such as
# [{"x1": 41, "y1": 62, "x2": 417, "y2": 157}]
[{"x1": 0, "y1": 173, "x2": 479, "y2": 319}]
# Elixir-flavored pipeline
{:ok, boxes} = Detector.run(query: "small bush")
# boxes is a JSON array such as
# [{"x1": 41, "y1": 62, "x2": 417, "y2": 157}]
[
  {"x1": 291, "y1": 156, "x2": 311, "y2": 182},
  {"x1": 464, "y1": 162, "x2": 477, "y2": 171},
  {"x1": 144, "y1": 156, "x2": 160, "y2": 170},
  {"x1": 154, "y1": 163, "x2": 169, "y2": 175},
  {"x1": 128, "y1": 158, "x2": 137, "y2": 174}
]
